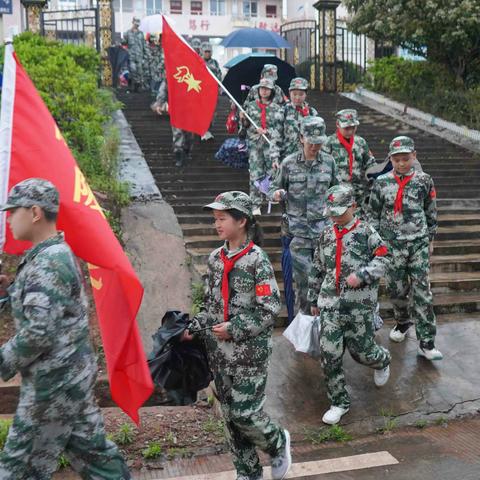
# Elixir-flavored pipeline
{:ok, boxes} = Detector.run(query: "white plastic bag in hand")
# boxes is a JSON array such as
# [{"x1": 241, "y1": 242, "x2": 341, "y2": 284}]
[{"x1": 283, "y1": 312, "x2": 321, "y2": 359}]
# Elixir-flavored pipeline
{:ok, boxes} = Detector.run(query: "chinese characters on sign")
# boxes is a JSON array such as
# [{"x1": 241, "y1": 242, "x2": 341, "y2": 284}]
[{"x1": 0, "y1": 0, "x2": 12, "y2": 14}]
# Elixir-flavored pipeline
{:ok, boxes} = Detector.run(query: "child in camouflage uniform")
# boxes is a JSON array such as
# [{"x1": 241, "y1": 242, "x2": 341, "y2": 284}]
[
  {"x1": 323, "y1": 109, "x2": 377, "y2": 218},
  {"x1": 187, "y1": 191, "x2": 291, "y2": 480},
  {"x1": 269, "y1": 116, "x2": 338, "y2": 314},
  {"x1": 282, "y1": 77, "x2": 319, "y2": 159},
  {"x1": 308, "y1": 184, "x2": 391, "y2": 425},
  {"x1": 144, "y1": 33, "x2": 164, "y2": 97},
  {"x1": 0, "y1": 179, "x2": 130, "y2": 479},
  {"x1": 369, "y1": 136, "x2": 442, "y2": 360},
  {"x1": 244, "y1": 64, "x2": 287, "y2": 106},
  {"x1": 242, "y1": 78, "x2": 284, "y2": 215}
]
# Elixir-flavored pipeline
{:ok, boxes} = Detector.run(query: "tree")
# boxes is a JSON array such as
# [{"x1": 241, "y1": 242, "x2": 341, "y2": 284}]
[{"x1": 342, "y1": 0, "x2": 480, "y2": 86}]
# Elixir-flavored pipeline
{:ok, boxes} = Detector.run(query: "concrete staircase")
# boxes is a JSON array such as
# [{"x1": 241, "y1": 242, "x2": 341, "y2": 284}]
[{"x1": 118, "y1": 91, "x2": 480, "y2": 325}]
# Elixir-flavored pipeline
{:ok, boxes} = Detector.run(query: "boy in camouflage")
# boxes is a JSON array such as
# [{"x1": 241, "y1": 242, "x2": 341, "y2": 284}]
[
  {"x1": 269, "y1": 116, "x2": 338, "y2": 314},
  {"x1": 308, "y1": 184, "x2": 391, "y2": 425},
  {"x1": 242, "y1": 77, "x2": 284, "y2": 215},
  {"x1": 144, "y1": 33, "x2": 164, "y2": 97},
  {"x1": 369, "y1": 136, "x2": 443, "y2": 360},
  {"x1": 123, "y1": 17, "x2": 145, "y2": 92},
  {"x1": 282, "y1": 77, "x2": 319, "y2": 159},
  {"x1": 0, "y1": 178, "x2": 130, "y2": 479},
  {"x1": 244, "y1": 64, "x2": 287, "y2": 106},
  {"x1": 187, "y1": 191, "x2": 291, "y2": 480},
  {"x1": 323, "y1": 109, "x2": 377, "y2": 218},
  {"x1": 201, "y1": 42, "x2": 222, "y2": 142}
]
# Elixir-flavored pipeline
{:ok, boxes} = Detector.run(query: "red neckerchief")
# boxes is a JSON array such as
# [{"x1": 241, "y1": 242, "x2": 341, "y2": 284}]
[
  {"x1": 256, "y1": 100, "x2": 268, "y2": 129},
  {"x1": 295, "y1": 104, "x2": 310, "y2": 117},
  {"x1": 393, "y1": 172, "x2": 415, "y2": 216},
  {"x1": 333, "y1": 219, "x2": 360, "y2": 295},
  {"x1": 336, "y1": 130, "x2": 355, "y2": 180},
  {"x1": 219, "y1": 241, "x2": 255, "y2": 321}
]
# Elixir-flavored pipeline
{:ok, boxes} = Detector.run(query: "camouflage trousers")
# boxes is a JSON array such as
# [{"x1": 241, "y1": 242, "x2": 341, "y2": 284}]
[
  {"x1": 172, "y1": 127, "x2": 193, "y2": 155},
  {"x1": 214, "y1": 372, "x2": 285, "y2": 478},
  {"x1": 319, "y1": 306, "x2": 391, "y2": 408},
  {"x1": 248, "y1": 141, "x2": 272, "y2": 208},
  {"x1": 290, "y1": 236, "x2": 315, "y2": 314},
  {"x1": 0, "y1": 376, "x2": 130, "y2": 480},
  {"x1": 385, "y1": 237, "x2": 436, "y2": 343},
  {"x1": 129, "y1": 56, "x2": 144, "y2": 87}
]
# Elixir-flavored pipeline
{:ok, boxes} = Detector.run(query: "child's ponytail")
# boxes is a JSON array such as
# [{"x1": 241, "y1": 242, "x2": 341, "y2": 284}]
[{"x1": 226, "y1": 209, "x2": 264, "y2": 247}]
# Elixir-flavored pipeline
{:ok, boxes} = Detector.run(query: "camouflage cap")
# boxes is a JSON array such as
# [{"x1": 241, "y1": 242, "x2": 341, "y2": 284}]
[
  {"x1": 289, "y1": 77, "x2": 309, "y2": 91},
  {"x1": 389, "y1": 136, "x2": 415, "y2": 156},
  {"x1": 191, "y1": 37, "x2": 202, "y2": 48},
  {"x1": 336, "y1": 109, "x2": 359, "y2": 128},
  {"x1": 324, "y1": 184, "x2": 355, "y2": 217},
  {"x1": 132, "y1": 17, "x2": 141, "y2": 24},
  {"x1": 204, "y1": 191, "x2": 253, "y2": 219},
  {"x1": 259, "y1": 77, "x2": 275, "y2": 90},
  {"x1": 201, "y1": 42, "x2": 213, "y2": 52},
  {"x1": 148, "y1": 33, "x2": 158, "y2": 41},
  {"x1": 0, "y1": 178, "x2": 59, "y2": 213},
  {"x1": 300, "y1": 116, "x2": 327, "y2": 144},
  {"x1": 261, "y1": 63, "x2": 278, "y2": 81}
]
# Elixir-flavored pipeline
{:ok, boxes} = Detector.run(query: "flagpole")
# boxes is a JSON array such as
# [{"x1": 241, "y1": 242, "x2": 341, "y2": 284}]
[{"x1": 206, "y1": 67, "x2": 272, "y2": 146}]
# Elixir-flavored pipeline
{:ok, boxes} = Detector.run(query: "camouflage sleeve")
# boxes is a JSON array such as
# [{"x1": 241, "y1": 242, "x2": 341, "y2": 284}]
[
  {"x1": 355, "y1": 226, "x2": 391, "y2": 285},
  {"x1": 227, "y1": 251, "x2": 281, "y2": 342},
  {"x1": 330, "y1": 157, "x2": 339, "y2": 186},
  {"x1": 267, "y1": 159, "x2": 288, "y2": 200},
  {"x1": 156, "y1": 79, "x2": 168, "y2": 103},
  {"x1": 0, "y1": 265, "x2": 69, "y2": 381},
  {"x1": 425, "y1": 176, "x2": 438, "y2": 241},
  {"x1": 307, "y1": 238, "x2": 326, "y2": 304},
  {"x1": 322, "y1": 137, "x2": 333, "y2": 155},
  {"x1": 367, "y1": 180, "x2": 382, "y2": 232},
  {"x1": 268, "y1": 108, "x2": 284, "y2": 163},
  {"x1": 213, "y1": 60, "x2": 222, "y2": 80}
]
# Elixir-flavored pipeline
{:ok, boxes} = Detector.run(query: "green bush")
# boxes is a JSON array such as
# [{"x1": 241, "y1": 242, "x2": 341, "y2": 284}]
[
  {"x1": 365, "y1": 56, "x2": 480, "y2": 130},
  {"x1": 0, "y1": 33, "x2": 129, "y2": 228},
  {"x1": 0, "y1": 419, "x2": 12, "y2": 450}
]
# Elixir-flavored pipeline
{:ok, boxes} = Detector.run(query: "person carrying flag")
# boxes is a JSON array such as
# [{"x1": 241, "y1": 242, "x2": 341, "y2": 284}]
[{"x1": 0, "y1": 179, "x2": 131, "y2": 479}]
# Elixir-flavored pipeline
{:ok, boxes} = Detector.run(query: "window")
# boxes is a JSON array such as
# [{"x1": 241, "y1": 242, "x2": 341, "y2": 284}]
[
  {"x1": 170, "y1": 0, "x2": 182, "y2": 14},
  {"x1": 191, "y1": 0, "x2": 202, "y2": 14},
  {"x1": 146, "y1": 0, "x2": 162, "y2": 15},
  {"x1": 243, "y1": 1, "x2": 257, "y2": 17},
  {"x1": 210, "y1": 0, "x2": 225, "y2": 15},
  {"x1": 266, "y1": 4, "x2": 276, "y2": 17},
  {"x1": 113, "y1": 0, "x2": 133, "y2": 12}
]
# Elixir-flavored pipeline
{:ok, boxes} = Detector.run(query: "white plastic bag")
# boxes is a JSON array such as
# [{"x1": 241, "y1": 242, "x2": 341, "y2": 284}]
[{"x1": 283, "y1": 312, "x2": 322, "y2": 359}]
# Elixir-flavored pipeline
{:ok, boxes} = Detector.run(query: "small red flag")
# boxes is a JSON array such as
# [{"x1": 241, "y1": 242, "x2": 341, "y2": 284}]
[
  {"x1": 162, "y1": 16, "x2": 218, "y2": 135},
  {"x1": 0, "y1": 44, "x2": 153, "y2": 424},
  {"x1": 256, "y1": 284, "x2": 272, "y2": 297}
]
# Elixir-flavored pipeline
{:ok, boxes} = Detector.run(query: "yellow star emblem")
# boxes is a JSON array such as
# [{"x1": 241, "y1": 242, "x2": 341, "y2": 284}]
[{"x1": 173, "y1": 66, "x2": 202, "y2": 93}]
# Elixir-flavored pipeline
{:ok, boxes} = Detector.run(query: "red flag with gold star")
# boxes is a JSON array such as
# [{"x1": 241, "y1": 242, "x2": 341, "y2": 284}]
[
  {"x1": 0, "y1": 44, "x2": 153, "y2": 424},
  {"x1": 162, "y1": 17, "x2": 219, "y2": 135}
]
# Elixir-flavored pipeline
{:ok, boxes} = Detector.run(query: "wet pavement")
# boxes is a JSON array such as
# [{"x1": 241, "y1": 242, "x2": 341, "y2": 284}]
[{"x1": 266, "y1": 319, "x2": 480, "y2": 437}]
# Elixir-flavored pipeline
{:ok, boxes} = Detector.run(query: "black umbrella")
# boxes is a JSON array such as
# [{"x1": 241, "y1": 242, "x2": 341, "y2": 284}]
[
  {"x1": 108, "y1": 46, "x2": 129, "y2": 88},
  {"x1": 148, "y1": 310, "x2": 212, "y2": 405},
  {"x1": 222, "y1": 54, "x2": 296, "y2": 104}
]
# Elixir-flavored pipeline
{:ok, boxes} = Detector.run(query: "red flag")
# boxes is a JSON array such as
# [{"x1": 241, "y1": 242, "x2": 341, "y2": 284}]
[
  {"x1": 0, "y1": 44, "x2": 153, "y2": 424},
  {"x1": 162, "y1": 17, "x2": 218, "y2": 135}
]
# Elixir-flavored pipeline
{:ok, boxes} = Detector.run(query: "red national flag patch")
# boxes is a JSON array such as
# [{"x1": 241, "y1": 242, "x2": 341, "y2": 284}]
[
  {"x1": 328, "y1": 194, "x2": 335, "y2": 202},
  {"x1": 430, "y1": 189, "x2": 437, "y2": 198},
  {"x1": 374, "y1": 245, "x2": 388, "y2": 257},
  {"x1": 256, "y1": 284, "x2": 272, "y2": 296}
]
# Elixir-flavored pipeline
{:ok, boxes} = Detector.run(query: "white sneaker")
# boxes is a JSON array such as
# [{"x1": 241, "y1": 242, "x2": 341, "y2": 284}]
[
  {"x1": 270, "y1": 429, "x2": 292, "y2": 480},
  {"x1": 201, "y1": 131, "x2": 214, "y2": 141},
  {"x1": 418, "y1": 342, "x2": 443, "y2": 361},
  {"x1": 389, "y1": 323, "x2": 411, "y2": 343},
  {"x1": 322, "y1": 406, "x2": 349, "y2": 425},
  {"x1": 252, "y1": 207, "x2": 262, "y2": 216},
  {"x1": 374, "y1": 365, "x2": 390, "y2": 387}
]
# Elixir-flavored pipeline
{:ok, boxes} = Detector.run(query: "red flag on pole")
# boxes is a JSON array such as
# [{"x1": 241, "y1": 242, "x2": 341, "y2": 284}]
[
  {"x1": 162, "y1": 16, "x2": 219, "y2": 135},
  {"x1": 0, "y1": 44, "x2": 153, "y2": 424}
]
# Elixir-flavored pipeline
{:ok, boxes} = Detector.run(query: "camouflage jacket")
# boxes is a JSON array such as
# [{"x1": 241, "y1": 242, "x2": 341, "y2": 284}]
[
  {"x1": 244, "y1": 84, "x2": 286, "y2": 106},
  {"x1": 307, "y1": 219, "x2": 390, "y2": 310},
  {"x1": 191, "y1": 240, "x2": 281, "y2": 376},
  {"x1": 205, "y1": 57, "x2": 222, "y2": 81},
  {"x1": 144, "y1": 44, "x2": 164, "y2": 82},
  {"x1": 282, "y1": 101, "x2": 319, "y2": 158},
  {"x1": 323, "y1": 133, "x2": 376, "y2": 209},
  {"x1": 368, "y1": 169, "x2": 438, "y2": 242},
  {"x1": 244, "y1": 99, "x2": 284, "y2": 163},
  {"x1": 124, "y1": 29, "x2": 145, "y2": 64},
  {"x1": 268, "y1": 150, "x2": 339, "y2": 239},
  {"x1": 0, "y1": 234, "x2": 96, "y2": 399}
]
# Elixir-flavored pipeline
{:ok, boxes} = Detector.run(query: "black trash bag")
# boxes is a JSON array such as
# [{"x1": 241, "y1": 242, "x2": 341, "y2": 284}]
[{"x1": 148, "y1": 311, "x2": 212, "y2": 405}]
